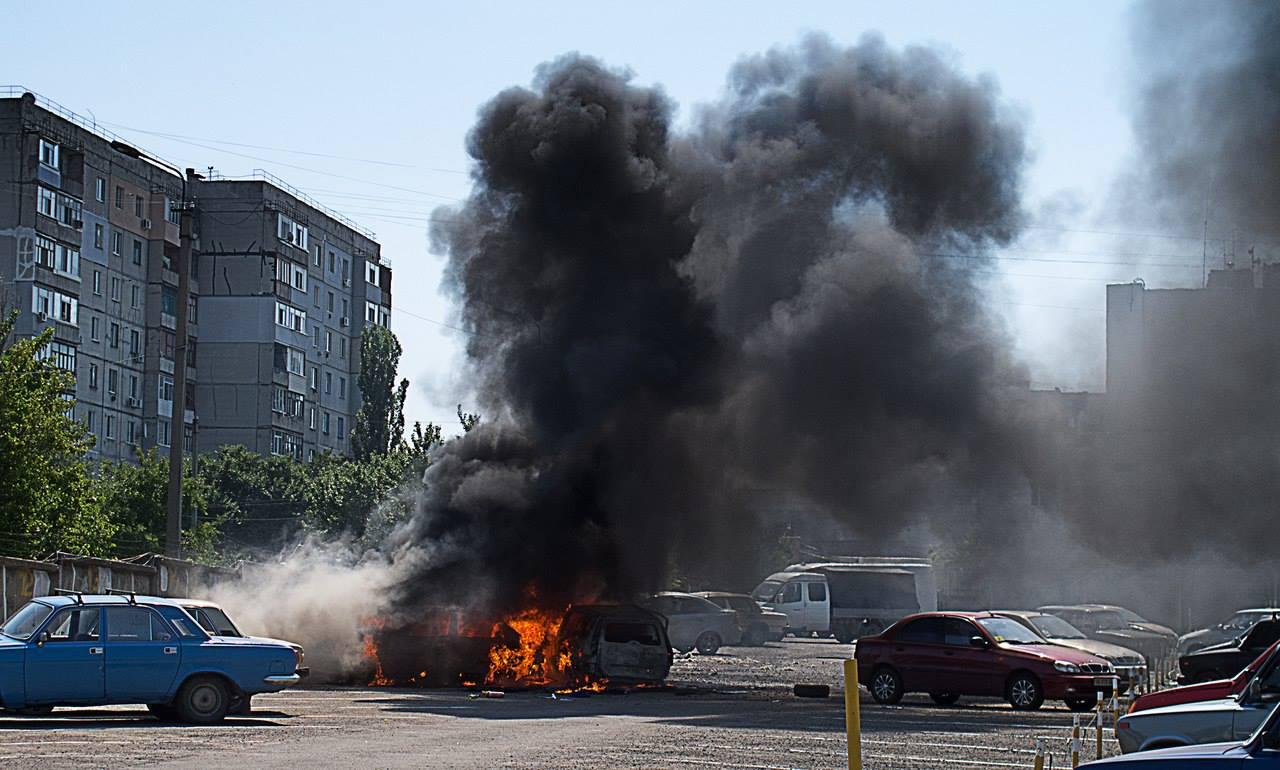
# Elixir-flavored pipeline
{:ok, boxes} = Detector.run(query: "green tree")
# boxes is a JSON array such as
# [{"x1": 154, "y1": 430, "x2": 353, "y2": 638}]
[
  {"x1": 96, "y1": 448, "x2": 218, "y2": 560},
  {"x1": 457, "y1": 404, "x2": 481, "y2": 433},
  {"x1": 351, "y1": 325, "x2": 408, "y2": 461},
  {"x1": 0, "y1": 311, "x2": 114, "y2": 557}
]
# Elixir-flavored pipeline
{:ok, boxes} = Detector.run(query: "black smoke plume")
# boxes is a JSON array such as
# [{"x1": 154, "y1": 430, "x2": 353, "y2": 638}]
[{"x1": 395, "y1": 35, "x2": 1030, "y2": 616}]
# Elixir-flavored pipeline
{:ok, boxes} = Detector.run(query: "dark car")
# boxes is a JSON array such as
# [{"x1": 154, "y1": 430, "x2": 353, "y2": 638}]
[
  {"x1": 693, "y1": 592, "x2": 787, "y2": 645},
  {"x1": 1179, "y1": 609, "x2": 1280, "y2": 656},
  {"x1": 854, "y1": 611, "x2": 1116, "y2": 711},
  {"x1": 1131, "y1": 641, "x2": 1280, "y2": 714},
  {"x1": 1178, "y1": 620, "x2": 1280, "y2": 685},
  {"x1": 1038, "y1": 604, "x2": 1178, "y2": 668}
]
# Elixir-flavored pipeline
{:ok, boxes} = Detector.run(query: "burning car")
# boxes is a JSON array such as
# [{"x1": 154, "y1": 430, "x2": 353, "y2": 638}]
[{"x1": 554, "y1": 605, "x2": 672, "y2": 686}]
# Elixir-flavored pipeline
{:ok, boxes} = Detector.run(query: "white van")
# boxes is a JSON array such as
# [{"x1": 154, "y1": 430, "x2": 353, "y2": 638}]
[{"x1": 751, "y1": 558, "x2": 936, "y2": 643}]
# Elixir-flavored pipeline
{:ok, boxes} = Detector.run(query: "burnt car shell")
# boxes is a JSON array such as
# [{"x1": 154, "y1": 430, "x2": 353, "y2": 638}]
[{"x1": 556, "y1": 605, "x2": 672, "y2": 685}]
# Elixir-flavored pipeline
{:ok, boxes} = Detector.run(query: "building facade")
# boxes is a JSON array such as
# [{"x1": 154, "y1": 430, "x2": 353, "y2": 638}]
[{"x1": 0, "y1": 89, "x2": 391, "y2": 465}]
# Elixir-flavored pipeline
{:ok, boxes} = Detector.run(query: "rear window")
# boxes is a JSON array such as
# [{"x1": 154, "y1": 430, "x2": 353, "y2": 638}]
[{"x1": 604, "y1": 622, "x2": 661, "y2": 645}]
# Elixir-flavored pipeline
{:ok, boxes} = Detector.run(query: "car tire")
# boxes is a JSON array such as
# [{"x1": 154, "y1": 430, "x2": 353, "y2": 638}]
[
  {"x1": 1006, "y1": 672, "x2": 1044, "y2": 711},
  {"x1": 695, "y1": 631, "x2": 722, "y2": 655},
  {"x1": 929, "y1": 692, "x2": 960, "y2": 706},
  {"x1": 148, "y1": 703, "x2": 179, "y2": 721},
  {"x1": 870, "y1": 666, "x2": 904, "y2": 705},
  {"x1": 175, "y1": 675, "x2": 231, "y2": 724},
  {"x1": 1064, "y1": 697, "x2": 1096, "y2": 712}
]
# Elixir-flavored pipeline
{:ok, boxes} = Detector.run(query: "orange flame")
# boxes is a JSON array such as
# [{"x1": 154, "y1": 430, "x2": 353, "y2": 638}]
[{"x1": 361, "y1": 623, "x2": 394, "y2": 687}]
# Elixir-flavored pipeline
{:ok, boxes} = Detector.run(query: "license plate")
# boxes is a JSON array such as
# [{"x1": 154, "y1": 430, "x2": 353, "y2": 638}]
[{"x1": 1093, "y1": 677, "x2": 1115, "y2": 687}]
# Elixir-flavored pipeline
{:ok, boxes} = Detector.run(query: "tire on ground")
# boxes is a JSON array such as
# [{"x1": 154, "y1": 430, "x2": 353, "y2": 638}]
[
  {"x1": 1005, "y1": 671, "x2": 1044, "y2": 711},
  {"x1": 174, "y1": 675, "x2": 232, "y2": 724},
  {"x1": 695, "y1": 631, "x2": 722, "y2": 655},
  {"x1": 870, "y1": 666, "x2": 904, "y2": 705}
]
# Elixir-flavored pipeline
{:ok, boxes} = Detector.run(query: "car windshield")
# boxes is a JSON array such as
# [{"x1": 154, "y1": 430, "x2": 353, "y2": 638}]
[
  {"x1": 751, "y1": 581, "x2": 781, "y2": 602},
  {"x1": 1, "y1": 601, "x2": 54, "y2": 640},
  {"x1": 189, "y1": 606, "x2": 240, "y2": 636},
  {"x1": 1114, "y1": 608, "x2": 1145, "y2": 624},
  {"x1": 1030, "y1": 614, "x2": 1087, "y2": 639},
  {"x1": 977, "y1": 617, "x2": 1044, "y2": 645},
  {"x1": 1091, "y1": 611, "x2": 1129, "y2": 629}
]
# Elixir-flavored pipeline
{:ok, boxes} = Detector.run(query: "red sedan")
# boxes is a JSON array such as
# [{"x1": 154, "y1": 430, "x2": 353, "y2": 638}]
[{"x1": 855, "y1": 612, "x2": 1117, "y2": 710}]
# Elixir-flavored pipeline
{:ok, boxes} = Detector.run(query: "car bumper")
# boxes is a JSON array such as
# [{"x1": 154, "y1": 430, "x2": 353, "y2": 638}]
[
  {"x1": 263, "y1": 674, "x2": 302, "y2": 687},
  {"x1": 1045, "y1": 674, "x2": 1117, "y2": 699},
  {"x1": 296, "y1": 666, "x2": 310, "y2": 679}
]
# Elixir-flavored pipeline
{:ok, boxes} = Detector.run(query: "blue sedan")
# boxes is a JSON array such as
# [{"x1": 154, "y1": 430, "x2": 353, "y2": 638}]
[
  {"x1": 1082, "y1": 703, "x2": 1280, "y2": 767},
  {"x1": 0, "y1": 594, "x2": 302, "y2": 723}
]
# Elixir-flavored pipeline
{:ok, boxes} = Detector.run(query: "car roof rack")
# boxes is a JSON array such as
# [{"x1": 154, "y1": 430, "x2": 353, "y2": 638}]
[
  {"x1": 103, "y1": 588, "x2": 138, "y2": 605},
  {"x1": 52, "y1": 588, "x2": 84, "y2": 605}
]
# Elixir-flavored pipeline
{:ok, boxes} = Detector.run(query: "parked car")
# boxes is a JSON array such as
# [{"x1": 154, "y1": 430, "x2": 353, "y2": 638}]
[
  {"x1": 854, "y1": 611, "x2": 1115, "y2": 711},
  {"x1": 1082, "y1": 701, "x2": 1280, "y2": 767},
  {"x1": 553, "y1": 605, "x2": 672, "y2": 685},
  {"x1": 1130, "y1": 641, "x2": 1280, "y2": 714},
  {"x1": 0, "y1": 594, "x2": 303, "y2": 723},
  {"x1": 752, "y1": 558, "x2": 936, "y2": 643},
  {"x1": 1178, "y1": 620, "x2": 1280, "y2": 684},
  {"x1": 994, "y1": 610, "x2": 1147, "y2": 692},
  {"x1": 1116, "y1": 653, "x2": 1280, "y2": 753},
  {"x1": 1179, "y1": 609, "x2": 1280, "y2": 655},
  {"x1": 693, "y1": 592, "x2": 787, "y2": 645},
  {"x1": 640, "y1": 593, "x2": 741, "y2": 654},
  {"x1": 1038, "y1": 604, "x2": 1178, "y2": 666}
]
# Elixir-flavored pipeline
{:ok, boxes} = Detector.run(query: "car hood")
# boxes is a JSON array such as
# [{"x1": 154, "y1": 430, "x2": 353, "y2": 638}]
[
  {"x1": 1130, "y1": 621, "x2": 1177, "y2": 638},
  {"x1": 1004, "y1": 643, "x2": 1107, "y2": 665},
  {"x1": 1178, "y1": 628, "x2": 1218, "y2": 645},
  {"x1": 1096, "y1": 628, "x2": 1171, "y2": 644},
  {"x1": 1052, "y1": 638, "x2": 1144, "y2": 662},
  {"x1": 1089, "y1": 741, "x2": 1245, "y2": 764},
  {"x1": 1127, "y1": 696, "x2": 1241, "y2": 719},
  {"x1": 1130, "y1": 678, "x2": 1240, "y2": 712}
]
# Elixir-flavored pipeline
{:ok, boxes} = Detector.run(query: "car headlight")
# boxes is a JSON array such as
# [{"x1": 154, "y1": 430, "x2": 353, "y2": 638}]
[{"x1": 1054, "y1": 661, "x2": 1081, "y2": 673}]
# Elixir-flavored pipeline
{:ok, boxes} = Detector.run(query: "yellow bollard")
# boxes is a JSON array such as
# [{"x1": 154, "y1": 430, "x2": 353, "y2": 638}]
[
  {"x1": 1096, "y1": 691, "x2": 1105, "y2": 759},
  {"x1": 1033, "y1": 738, "x2": 1045, "y2": 770},
  {"x1": 1071, "y1": 736, "x2": 1081, "y2": 768},
  {"x1": 843, "y1": 659, "x2": 862, "y2": 770}
]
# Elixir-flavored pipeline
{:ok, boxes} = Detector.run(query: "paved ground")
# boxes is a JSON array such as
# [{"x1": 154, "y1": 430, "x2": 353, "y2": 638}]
[{"x1": 0, "y1": 639, "x2": 1121, "y2": 768}]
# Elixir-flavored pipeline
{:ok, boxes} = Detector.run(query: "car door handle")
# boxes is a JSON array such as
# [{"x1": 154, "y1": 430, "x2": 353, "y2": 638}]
[
  {"x1": 163, "y1": 647, "x2": 177, "y2": 655},
  {"x1": 89, "y1": 647, "x2": 103, "y2": 655}
]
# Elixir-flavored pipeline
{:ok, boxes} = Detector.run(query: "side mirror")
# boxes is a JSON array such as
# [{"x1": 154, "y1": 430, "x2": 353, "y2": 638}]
[
  {"x1": 34, "y1": 631, "x2": 49, "y2": 648},
  {"x1": 970, "y1": 635, "x2": 990, "y2": 648}
]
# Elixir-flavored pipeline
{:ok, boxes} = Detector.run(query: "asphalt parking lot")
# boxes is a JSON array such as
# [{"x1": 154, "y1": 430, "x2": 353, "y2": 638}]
[{"x1": 0, "y1": 639, "x2": 1120, "y2": 768}]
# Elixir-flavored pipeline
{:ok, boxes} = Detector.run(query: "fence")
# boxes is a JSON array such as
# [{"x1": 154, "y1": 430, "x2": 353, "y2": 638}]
[{"x1": 0, "y1": 551, "x2": 238, "y2": 619}]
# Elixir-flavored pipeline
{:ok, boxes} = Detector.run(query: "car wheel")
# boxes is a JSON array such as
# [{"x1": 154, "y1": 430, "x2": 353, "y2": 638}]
[
  {"x1": 1064, "y1": 697, "x2": 1096, "y2": 712},
  {"x1": 929, "y1": 692, "x2": 960, "y2": 706},
  {"x1": 1006, "y1": 672, "x2": 1044, "y2": 711},
  {"x1": 175, "y1": 675, "x2": 231, "y2": 724},
  {"x1": 695, "y1": 631, "x2": 722, "y2": 655},
  {"x1": 148, "y1": 703, "x2": 179, "y2": 721},
  {"x1": 870, "y1": 666, "x2": 904, "y2": 705}
]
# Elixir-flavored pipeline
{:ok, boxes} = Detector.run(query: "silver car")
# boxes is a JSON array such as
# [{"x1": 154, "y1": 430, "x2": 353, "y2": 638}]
[
  {"x1": 1116, "y1": 676, "x2": 1280, "y2": 753},
  {"x1": 995, "y1": 611, "x2": 1147, "y2": 691},
  {"x1": 641, "y1": 593, "x2": 741, "y2": 655}
]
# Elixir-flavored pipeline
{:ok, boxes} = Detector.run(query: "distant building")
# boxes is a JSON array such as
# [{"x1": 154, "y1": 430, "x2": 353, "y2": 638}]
[{"x1": 0, "y1": 89, "x2": 391, "y2": 464}]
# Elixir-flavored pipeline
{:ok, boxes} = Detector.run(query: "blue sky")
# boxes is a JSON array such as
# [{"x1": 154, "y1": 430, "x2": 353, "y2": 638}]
[{"x1": 0, "y1": 1, "x2": 1145, "y2": 430}]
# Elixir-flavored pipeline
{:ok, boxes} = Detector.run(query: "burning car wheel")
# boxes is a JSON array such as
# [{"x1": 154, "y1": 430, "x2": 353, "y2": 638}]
[
  {"x1": 695, "y1": 631, "x2": 723, "y2": 655},
  {"x1": 870, "y1": 666, "x2": 903, "y2": 705},
  {"x1": 1005, "y1": 673, "x2": 1044, "y2": 711},
  {"x1": 175, "y1": 675, "x2": 230, "y2": 724}
]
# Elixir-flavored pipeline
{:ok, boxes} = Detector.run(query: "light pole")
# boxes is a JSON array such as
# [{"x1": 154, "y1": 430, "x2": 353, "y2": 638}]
[{"x1": 109, "y1": 141, "x2": 196, "y2": 559}]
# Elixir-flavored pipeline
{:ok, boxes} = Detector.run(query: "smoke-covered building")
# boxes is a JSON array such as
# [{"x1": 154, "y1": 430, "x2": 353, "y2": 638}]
[{"x1": 0, "y1": 89, "x2": 391, "y2": 465}]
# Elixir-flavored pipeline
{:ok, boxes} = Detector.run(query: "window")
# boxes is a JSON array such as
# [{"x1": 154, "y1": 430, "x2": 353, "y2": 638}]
[
  {"x1": 342, "y1": 258, "x2": 350, "y2": 282},
  {"x1": 95, "y1": 177, "x2": 106, "y2": 202},
  {"x1": 327, "y1": 291, "x2": 334, "y2": 313},
  {"x1": 46, "y1": 608, "x2": 100, "y2": 642},
  {"x1": 806, "y1": 582, "x2": 826, "y2": 602},
  {"x1": 39, "y1": 341, "x2": 76, "y2": 371},
  {"x1": 366, "y1": 301, "x2": 379, "y2": 324},
  {"x1": 90, "y1": 315, "x2": 99, "y2": 342},
  {"x1": 92, "y1": 270, "x2": 101, "y2": 295},
  {"x1": 132, "y1": 239, "x2": 142, "y2": 266},
  {"x1": 324, "y1": 371, "x2": 332, "y2": 394},
  {"x1": 108, "y1": 607, "x2": 170, "y2": 642},
  {"x1": 105, "y1": 414, "x2": 116, "y2": 439},
  {"x1": 328, "y1": 251, "x2": 335, "y2": 272},
  {"x1": 779, "y1": 581, "x2": 802, "y2": 604},
  {"x1": 157, "y1": 420, "x2": 171, "y2": 448},
  {"x1": 159, "y1": 375, "x2": 174, "y2": 402},
  {"x1": 339, "y1": 377, "x2": 346, "y2": 398},
  {"x1": 895, "y1": 617, "x2": 944, "y2": 644},
  {"x1": 56, "y1": 243, "x2": 79, "y2": 278},
  {"x1": 109, "y1": 321, "x2": 120, "y2": 348},
  {"x1": 309, "y1": 366, "x2": 317, "y2": 390},
  {"x1": 39, "y1": 138, "x2": 59, "y2": 169},
  {"x1": 341, "y1": 297, "x2": 348, "y2": 320},
  {"x1": 308, "y1": 407, "x2": 316, "y2": 430},
  {"x1": 110, "y1": 276, "x2": 121, "y2": 302},
  {"x1": 272, "y1": 387, "x2": 305, "y2": 418},
  {"x1": 314, "y1": 244, "x2": 322, "y2": 267},
  {"x1": 270, "y1": 429, "x2": 303, "y2": 460},
  {"x1": 86, "y1": 410, "x2": 96, "y2": 433},
  {"x1": 367, "y1": 261, "x2": 380, "y2": 286},
  {"x1": 165, "y1": 197, "x2": 180, "y2": 225},
  {"x1": 128, "y1": 374, "x2": 138, "y2": 400},
  {"x1": 94, "y1": 223, "x2": 104, "y2": 249},
  {"x1": 275, "y1": 301, "x2": 307, "y2": 333},
  {"x1": 943, "y1": 618, "x2": 979, "y2": 646},
  {"x1": 277, "y1": 212, "x2": 309, "y2": 250},
  {"x1": 35, "y1": 235, "x2": 54, "y2": 268},
  {"x1": 107, "y1": 367, "x2": 119, "y2": 394},
  {"x1": 130, "y1": 284, "x2": 140, "y2": 308},
  {"x1": 292, "y1": 263, "x2": 307, "y2": 292},
  {"x1": 339, "y1": 338, "x2": 347, "y2": 360},
  {"x1": 88, "y1": 363, "x2": 99, "y2": 389},
  {"x1": 35, "y1": 291, "x2": 80, "y2": 326},
  {"x1": 322, "y1": 411, "x2": 330, "y2": 435},
  {"x1": 114, "y1": 186, "x2": 123, "y2": 208},
  {"x1": 37, "y1": 187, "x2": 55, "y2": 217},
  {"x1": 274, "y1": 344, "x2": 305, "y2": 376},
  {"x1": 133, "y1": 196, "x2": 143, "y2": 218},
  {"x1": 126, "y1": 420, "x2": 137, "y2": 444},
  {"x1": 112, "y1": 231, "x2": 121, "y2": 255},
  {"x1": 31, "y1": 285, "x2": 52, "y2": 318},
  {"x1": 129, "y1": 329, "x2": 140, "y2": 358},
  {"x1": 324, "y1": 330, "x2": 332, "y2": 353},
  {"x1": 162, "y1": 286, "x2": 177, "y2": 316}
]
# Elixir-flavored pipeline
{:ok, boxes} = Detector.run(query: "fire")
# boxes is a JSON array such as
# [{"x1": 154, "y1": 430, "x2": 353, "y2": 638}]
[
  {"x1": 485, "y1": 605, "x2": 568, "y2": 688},
  {"x1": 361, "y1": 619, "x2": 394, "y2": 687}
]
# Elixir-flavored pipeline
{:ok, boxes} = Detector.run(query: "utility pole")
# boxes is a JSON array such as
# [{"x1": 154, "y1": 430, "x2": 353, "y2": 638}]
[{"x1": 165, "y1": 169, "x2": 199, "y2": 559}]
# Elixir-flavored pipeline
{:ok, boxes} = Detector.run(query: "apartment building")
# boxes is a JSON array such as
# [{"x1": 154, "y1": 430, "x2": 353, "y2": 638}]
[
  {"x1": 0, "y1": 89, "x2": 392, "y2": 465},
  {"x1": 192, "y1": 174, "x2": 392, "y2": 461}
]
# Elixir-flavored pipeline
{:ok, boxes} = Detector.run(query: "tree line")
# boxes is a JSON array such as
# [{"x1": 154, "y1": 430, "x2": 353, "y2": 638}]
[{"x1": 0, "y1": 310, "x2": 472, "y2": 564}]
